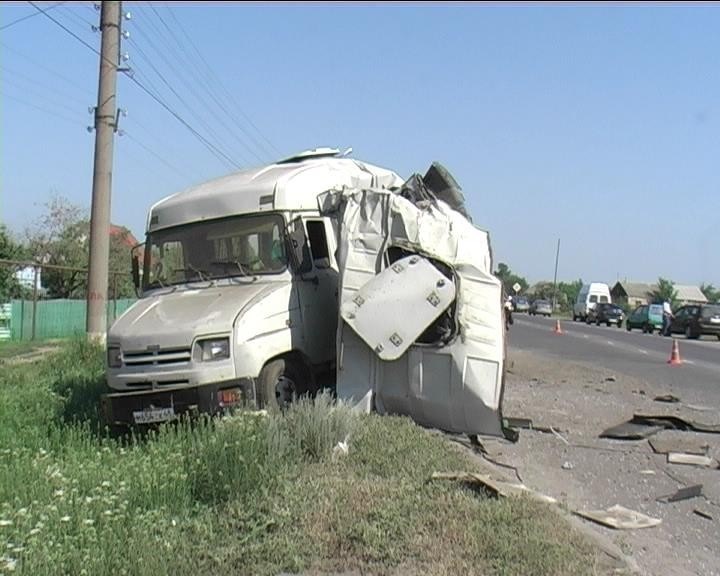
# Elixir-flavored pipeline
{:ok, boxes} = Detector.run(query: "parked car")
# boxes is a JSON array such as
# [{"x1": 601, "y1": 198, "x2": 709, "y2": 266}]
[
  {"x1": 667, "y1": 304, "x2": 720, "y2": 340},
  {"x1": 626, "y1": 304, "x2": 664, "y2": 333},
  {"x1": 587, "y1": 302, "x2": 624, "y2": 327},
  {"x1": 513, "y1": 296, "x2": 530, "y2": 313},
  {"x1": 573, "y1": 282, "x2": 611, "y2": 322},
  {"x1": 529, "y1": 299, "x2": 552, "y2": 317}
]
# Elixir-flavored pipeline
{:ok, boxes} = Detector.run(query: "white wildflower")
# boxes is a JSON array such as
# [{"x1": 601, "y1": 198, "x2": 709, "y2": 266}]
[
  {"x1": 103, "y1": 510, "x2": 112, "y2": 517},
  {"x1": 28, "y1": 528, "x2": 41, "y2": 536},
  {"x1": 83, "y1": 519, "x2": 94, "y2": 526},
  {"x1": 2, "y1": 555, "x2": 17, "y2": 572},
  {"x1": 53, "y1": 489, "x2": 64, "y2": 498},
  {"x1": 0, "y1": 520, "x2": 12, "y2": 527},
  {"x1": 84, "y1": 496, "x2": 94, "y2": 504},
  {"x1": 17, "y1": 509, "x2": 27, "y2": 516},
  {"x1": 60, "y1": 515, "x2": 70, "y2": 523},
  {"x1": 101, "y1": 481, "x2": 111, "y2": 488}
]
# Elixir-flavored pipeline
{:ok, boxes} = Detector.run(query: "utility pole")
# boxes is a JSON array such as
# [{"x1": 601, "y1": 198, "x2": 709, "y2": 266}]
[
  {"x1": 551, "y1": 238, "x2": 561, "y2": 312},
  {"x1": 86, "y1": 0, "x2": 121, "y2": 341}
]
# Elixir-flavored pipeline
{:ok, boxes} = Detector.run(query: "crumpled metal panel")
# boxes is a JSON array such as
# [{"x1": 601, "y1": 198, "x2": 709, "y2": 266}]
[
  {"x1": 323, "y1": 172, "x2": 506, "y2": 437},
  {"x1": 340, "y1": 255, "x2": 455, "y2": 361}
]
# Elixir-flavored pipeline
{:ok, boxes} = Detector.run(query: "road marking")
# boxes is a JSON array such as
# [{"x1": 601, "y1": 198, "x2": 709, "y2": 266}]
[
  {"x1": 607, "y1": 341, "x2": 615, "y2": 346},
  {"x1": 638, "y1": 349, "x2": 648, "y2": 354}
]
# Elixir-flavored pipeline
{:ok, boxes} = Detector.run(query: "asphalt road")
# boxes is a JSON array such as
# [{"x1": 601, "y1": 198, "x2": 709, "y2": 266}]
[{"x1": 508, "y1": 314, "x2": 720, "y2": 398}]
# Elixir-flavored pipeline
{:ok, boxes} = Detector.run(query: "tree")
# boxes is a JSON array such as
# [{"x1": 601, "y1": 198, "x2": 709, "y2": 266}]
[
  {"x1": 494, "y1": 262, "x2": 529, "y2": 296},
  {"x1": 700, "y1": 283, "x2": 720, "y2": 304},
  {"x1": 0, "y1": 225, "x2": 27, "y2": 302},
  {"x1": 25, "y1": 195, "x2": 136, "y2": 299},
  {"x1": 649, "y1": 277, "x2": 678, "y2": 307},
  {"x1": 557, "y1": 279, "x2": 583, "y2": 312}
]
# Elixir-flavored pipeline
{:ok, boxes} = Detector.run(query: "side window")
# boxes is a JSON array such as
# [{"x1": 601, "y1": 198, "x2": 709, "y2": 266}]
[
  {"x1": 599, "y1": 295, "x2": 609, "y2": 303},
  {"x1": 305, "y1": 220, "x2": 330, "y2": 269},
  {"x1": 589, "y1": 295, "x2": 598, "y2": 303}
]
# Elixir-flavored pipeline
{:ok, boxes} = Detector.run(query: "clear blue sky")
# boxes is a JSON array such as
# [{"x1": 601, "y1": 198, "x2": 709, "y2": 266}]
[{"x1": 1, "y1": 2, "x2": 718, "y2": 286}]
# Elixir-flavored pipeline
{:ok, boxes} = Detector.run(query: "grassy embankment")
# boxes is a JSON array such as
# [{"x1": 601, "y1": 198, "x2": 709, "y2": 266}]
[{"x1": 0, "y1": 340, "x2": 598, "y2": 575}]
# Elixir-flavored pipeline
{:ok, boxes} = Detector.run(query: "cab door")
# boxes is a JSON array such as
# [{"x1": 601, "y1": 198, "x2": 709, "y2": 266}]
[{"x1": 288, "y1": 217, "x2": 339, "y2": 365}]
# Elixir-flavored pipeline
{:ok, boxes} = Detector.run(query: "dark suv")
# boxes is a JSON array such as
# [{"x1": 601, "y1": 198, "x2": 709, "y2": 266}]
[
  {"x1": 668, "y1": 304, "x2": 720, "y2": 340},
  {"x1": 587, "y1": 302, "x2": 624, "y2": 327}
]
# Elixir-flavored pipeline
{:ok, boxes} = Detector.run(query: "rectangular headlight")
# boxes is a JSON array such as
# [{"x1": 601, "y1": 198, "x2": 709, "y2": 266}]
[
  {"x1": 199, "y1": 338, "x2": 230, "y2": 361},
  {"x1": 107, "y1": 347, "x2": 122, "y2": 368}
]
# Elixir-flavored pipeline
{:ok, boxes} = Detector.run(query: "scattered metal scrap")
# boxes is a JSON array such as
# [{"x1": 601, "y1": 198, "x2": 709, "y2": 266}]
[
  {"x1": 600, "y1": 413, "x2": 720, "y2": 440},
  {"x1": 667, "y1": 453, "x2": 719, "y2": 468},
  {"x1": 430, "y1": 472, "x2": 557, "y2": 504},
  {"x1": 648, "y1": 435, "x2": 710, "y2": 456},
  {"x1": 657, "y1": 484, "x2": 703, "y2": 503},
  {"x1": 575, "y1": 505, "x2": 662, "y2": 530},
  {"x1": 693, "y1": 507, "x2": 714, "y2": 521},
  {"x1": 653, "y1": 394, "x2": 681, "y2": 404}
]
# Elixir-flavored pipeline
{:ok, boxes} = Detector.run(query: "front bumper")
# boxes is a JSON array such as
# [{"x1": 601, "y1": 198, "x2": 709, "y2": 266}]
[{"x1": 100, "y1": 377, "x2": 256, "y2": 429}]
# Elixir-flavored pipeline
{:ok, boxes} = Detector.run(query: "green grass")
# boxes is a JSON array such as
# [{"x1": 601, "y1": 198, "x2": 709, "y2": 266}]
[
  {"x1": 0, "y1": 340, "x2": 600, "y2": 576},
  {"x1": 0, "y1": 339, "x2": 62, "y2": 361}
]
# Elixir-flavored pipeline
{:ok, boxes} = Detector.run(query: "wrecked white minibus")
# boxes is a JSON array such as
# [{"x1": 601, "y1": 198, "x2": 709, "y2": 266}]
[{"x1": 102, "y1": 149, "x2": 506, "y2": 438}]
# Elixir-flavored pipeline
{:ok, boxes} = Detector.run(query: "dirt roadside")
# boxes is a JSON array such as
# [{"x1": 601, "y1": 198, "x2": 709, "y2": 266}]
[{"x1": 465, "y1": 348, "x2": 720, "y2": 576}]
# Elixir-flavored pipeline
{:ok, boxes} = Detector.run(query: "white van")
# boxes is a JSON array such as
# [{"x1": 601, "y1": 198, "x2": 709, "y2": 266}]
[{"x1": 573, "y1": 282, "x2": 611, "y2": 321}]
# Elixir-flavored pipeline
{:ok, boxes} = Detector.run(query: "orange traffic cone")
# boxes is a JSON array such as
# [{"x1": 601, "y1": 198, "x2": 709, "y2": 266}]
[
  {"x1": 554, "y1": 319, "x2": 563, "y2": 335},
  {"x1": 667, "y1": 339, "x2": 682, "y2": 366}
]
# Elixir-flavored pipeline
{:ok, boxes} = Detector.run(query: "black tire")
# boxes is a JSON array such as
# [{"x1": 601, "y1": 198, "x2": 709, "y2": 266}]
[
  {"x1": 626, "y1": 323, "x2": 631, "y2": 332},
  {"x1": 596, "y1": 319, "x2": 600, "y2": 326},
  {"x1": 257, "y1": 358, "x2": 312, "y2": 411},
  {"x1": 716, "y1": 335, "x2": 720, "y2": 341},
  {"x1": 617, "y1": 320, "x2": 623, "y2": 329},
  {"x1": 685, "y1": 325, "x2": 699, "y2": 340},
  {"x1": 606, "y1": 321, "x2": 611, "y2": 327}
]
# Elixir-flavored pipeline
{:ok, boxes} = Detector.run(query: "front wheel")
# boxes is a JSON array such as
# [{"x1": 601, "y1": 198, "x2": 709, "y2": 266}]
[
  {"x1": 685, "y1": 325, "x2": 699, "y2": 340},
  {"x1": 257, "y1": 358, "x2": 312, "y2": 411},
  {"x1": 626, "y1": 323, "x2": 631, "y2": 332}
]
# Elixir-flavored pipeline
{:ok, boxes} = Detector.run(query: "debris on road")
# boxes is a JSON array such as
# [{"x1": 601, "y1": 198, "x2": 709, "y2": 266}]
[
  {"x1": 648, "y1": 434, "x2": 710, "y2": 456},
  {"x1": 693, "y1": 507, "x2": 714, "y2": 521},
  {"x1": 657, "y1": 484, "x2": 703, "y2": 503},
  {"x1": 654, "y1": 394, "x2": 681, "y2": 404},
  {"x1": 601, "y1": 413, "x2": 720, "y2": 440},
  {"x1": 430, "y1": 471, "x2": 557, "y2": 504},
  {"x1": 605, "y1": 376, "x2": 617, "y2": 382},
  {"x1": 666, "y1": 453, "x2": 718, "y2": 468},
  {"x1": 575, "y1": 504, "x2": 662, "y2": 530},
  {"x1": 561, "y1": 461, "x2": 574, "y2": 470}
]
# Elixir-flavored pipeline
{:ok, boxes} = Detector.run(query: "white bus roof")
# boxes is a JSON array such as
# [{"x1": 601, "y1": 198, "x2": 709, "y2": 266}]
[{"x1": 147, "y1": 150, "x2": 404, "y2": 233}]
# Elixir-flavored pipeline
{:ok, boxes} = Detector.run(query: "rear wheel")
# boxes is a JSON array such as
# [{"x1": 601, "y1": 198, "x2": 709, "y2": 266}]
[
  {"x1": 626, "y1": 323, "x2": 631, "y2": 332},
  {"x1": 685, "y1": 325, "x2": 699, "y2": 340}
]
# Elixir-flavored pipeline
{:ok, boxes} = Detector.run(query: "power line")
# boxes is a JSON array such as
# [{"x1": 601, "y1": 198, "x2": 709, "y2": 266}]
[
  {"x1": 0, "y1": 1, "x2": 65, "y2": 31},
  {"x1": 129, "y1": 8, "x2": 254, "y2": 165},
  {"x1": 145, "y1": 3, "x2": 270, "y2": 163},
  {"x1": 163, "y1": 2, "x2": 280, "y2": 158},
  {"x1": 25, "y1": 0, "x2": 242, "y2": 171},
  {"x1": 0, "y1": 90, "x2": 86, "y2": 127}
]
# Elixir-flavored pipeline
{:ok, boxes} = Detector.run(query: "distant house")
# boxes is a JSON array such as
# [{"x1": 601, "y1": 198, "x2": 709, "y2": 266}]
[
  {"x1": 612, "y1": 281, "x2": 708, "y2": 308},
  {"x1": 674, "y1": 285, "x2": 708, "y2": 306},
  {"x1": 611, "y1": 282, "x2": 656, "y2": 308},
  {"x1": 110, "y1": 225, "x2": 140, "y2": 249},
  {"x1": 15, "y1": 266, "x2": 42, "y2": 291}
]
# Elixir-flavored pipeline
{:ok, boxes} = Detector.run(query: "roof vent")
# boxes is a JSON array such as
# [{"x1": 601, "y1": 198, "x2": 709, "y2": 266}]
[{"x1": 276, "y1": 147, "x2": 342, "y2": 164}]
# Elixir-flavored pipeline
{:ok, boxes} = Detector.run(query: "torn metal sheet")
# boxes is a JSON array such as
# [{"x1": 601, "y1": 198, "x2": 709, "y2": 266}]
[
  {"x1": 667, "y1": 453, "x2": 719, "y2": 468},
  {"x1": 600, "y1": 422, "x2": 664, "y2": 440},
  {"x1": 575, "y1": 504, "x2": 662, "y2": 530},
  {"x1": 340, "y1": 255, "x2": 455, "y2": 361},
  {"x1": 321, "y1": 168, "x2": 505, "y2": 438},
  {"x1": 648, "y1": 435, "x2": 710, "y2": 456},
  {"x1": 657, "y1": 484, "x2": 703, "y2": 503},
  {"x1": 601, "y1": 414, "x2": 720, "y2": 440},
  {"x1": 653, "y1": 394, "x2": 681, "y2": 404},
  {"x1": 430, "y1": 472, "x2": 557, "y2": 504},
  {"x1": 633, "y1": 414, "x2": 720, "y2": 434}
]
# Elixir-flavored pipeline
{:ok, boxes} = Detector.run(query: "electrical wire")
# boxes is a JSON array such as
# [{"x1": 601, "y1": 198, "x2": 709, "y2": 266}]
[{"x1": 26, "y1": 0, "x2": 242, "y2": 170}]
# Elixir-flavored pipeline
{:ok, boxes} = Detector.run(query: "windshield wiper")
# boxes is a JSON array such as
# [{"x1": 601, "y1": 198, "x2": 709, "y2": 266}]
[{"x1": 186, "y1": 263, "x2": 212, "y2": 283}]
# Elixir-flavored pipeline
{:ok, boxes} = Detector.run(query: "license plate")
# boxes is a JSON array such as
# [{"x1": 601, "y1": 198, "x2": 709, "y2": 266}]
[{"x1": 133, "y1": 407, "x2": 175, "y2": 424}]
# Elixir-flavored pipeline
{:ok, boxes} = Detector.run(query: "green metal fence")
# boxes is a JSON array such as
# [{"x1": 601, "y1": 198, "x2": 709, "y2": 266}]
[{"x1": 10, "y1": 299, "x2": 137, "y2": 340}]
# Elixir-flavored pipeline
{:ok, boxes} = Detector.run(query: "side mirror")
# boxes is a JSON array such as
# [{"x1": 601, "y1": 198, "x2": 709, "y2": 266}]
[
  {"x1": 130, "y1": 243, "x2": 142, "y2": 295},
  {"x1": 286, "y1": 217, "x2": 312, "y2": 275}
]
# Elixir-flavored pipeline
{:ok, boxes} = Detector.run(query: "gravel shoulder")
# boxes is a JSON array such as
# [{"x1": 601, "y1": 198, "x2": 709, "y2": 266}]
[{"x1": 473, "y1": 348, "x2": 720, "y2": 576}]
